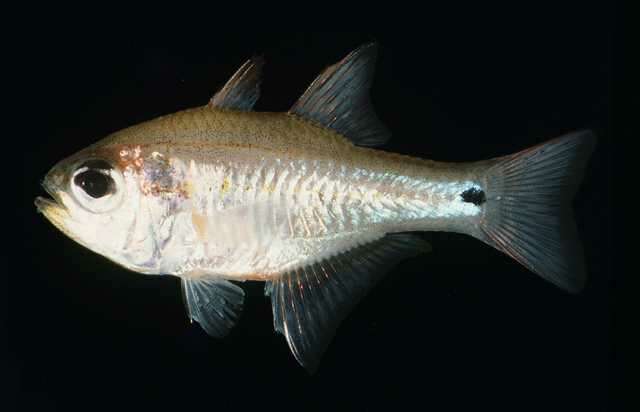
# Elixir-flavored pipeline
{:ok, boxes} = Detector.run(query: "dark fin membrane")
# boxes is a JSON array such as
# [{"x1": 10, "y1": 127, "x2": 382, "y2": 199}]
[
  {"x1": 289, "y1": 43, "x2": 391, "y2": 147},
  {"x1": 208, "y1": 56, "x2": 265, "y2": 111},
  {"x1": 265, "y1": 234, "x2": 430, "y2": 373},
  {"x1": 477, "y1": 130, "x2": 596, "y2": 293},
  {"x1": 181, "y1": 277, "x2": 245, "y2": 337}
]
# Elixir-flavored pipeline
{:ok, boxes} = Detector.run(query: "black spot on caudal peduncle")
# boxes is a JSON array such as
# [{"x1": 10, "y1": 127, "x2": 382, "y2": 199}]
[{"x1": 461, "y1": 187, "x2": 486, "y2": 206}]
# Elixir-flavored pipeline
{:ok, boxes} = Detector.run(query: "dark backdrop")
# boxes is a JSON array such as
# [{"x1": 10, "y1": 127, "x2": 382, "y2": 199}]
[{"x1": 6, "y1": 7, "x2": 613, "y2": 412}]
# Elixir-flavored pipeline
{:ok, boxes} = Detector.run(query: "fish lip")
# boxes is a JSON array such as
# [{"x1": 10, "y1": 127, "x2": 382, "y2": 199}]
[
  {"x1": 34, "y1": 195, "x2": 57, "y2": 213},
  {"x1": 35, "y1": 178, "x2": 66, "y2": 213},
  {"x1": 35, "y1": 179, "x2": 76, "y2": 239}
]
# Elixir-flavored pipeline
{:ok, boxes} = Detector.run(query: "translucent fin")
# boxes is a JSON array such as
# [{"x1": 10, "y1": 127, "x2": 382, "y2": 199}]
[
  {"x1": 181, "y1": 277, "x2": 245, "y2": 337},
  {"x1": 208, "y1": 56, "x2": 264, "y2": 111},
  {"x1": 477, "y1": 130, "x2": 596, "y2": 293},
  {"x1": 266, "y1": 233, "x2": 430, "y2": 372},
  {"x1": 289, "y1": 43, "x2": 391, "y2": 147}
]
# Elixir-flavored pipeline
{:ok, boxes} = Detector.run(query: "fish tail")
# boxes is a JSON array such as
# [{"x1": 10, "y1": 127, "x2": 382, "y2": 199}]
[{"x1": 476, "y1": 130, "x2": 596, "y2": 293}]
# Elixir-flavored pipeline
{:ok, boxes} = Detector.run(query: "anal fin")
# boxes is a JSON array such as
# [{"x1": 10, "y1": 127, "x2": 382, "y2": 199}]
[
  {"x1": 266, "y1": 233, "x2": 430, "y2": 372},
  {"x1": 181, "y1": 277, "x2": 245, "y2": 338}
]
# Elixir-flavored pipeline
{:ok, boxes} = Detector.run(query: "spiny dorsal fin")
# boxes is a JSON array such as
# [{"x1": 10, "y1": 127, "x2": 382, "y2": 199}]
[
  {"x1": 181, "y1": 277, "x2": 245, "y2": 337},
  {"x1": 289, "y1": 43, "x2": 391, "y2": 147},
  {"x1": 209, "y1": 56, "x2": 264, "y2": 111},
  {"x1": 265, "y1": 233, "x2": 430, "y2": 372}
]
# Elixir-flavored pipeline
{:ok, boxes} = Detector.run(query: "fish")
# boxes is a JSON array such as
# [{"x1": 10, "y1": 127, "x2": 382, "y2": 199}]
[{"x1": 35, "y1": 43, "x2": 596, "y2": 372}]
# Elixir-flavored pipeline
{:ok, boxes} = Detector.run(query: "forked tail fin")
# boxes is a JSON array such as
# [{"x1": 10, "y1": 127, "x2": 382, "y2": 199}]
[{"x1": 477, "y1": 130, "x2": 596, "y2": 293}]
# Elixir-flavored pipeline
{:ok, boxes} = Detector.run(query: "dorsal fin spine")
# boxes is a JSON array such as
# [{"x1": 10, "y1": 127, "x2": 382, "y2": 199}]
[
  {"x1": 209, "y1": 56, "x2": 265, "y2": 111},
  {"x1": 289, "y1": 43, "x2": 391, "y2": 147}
]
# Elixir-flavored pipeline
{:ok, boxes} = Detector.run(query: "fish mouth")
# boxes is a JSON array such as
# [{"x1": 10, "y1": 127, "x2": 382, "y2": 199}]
[
  {"x1": 34, "y1": 195, "x2": 62, "y2": 213},
  {"x1": 35, "y1": 179, "x2": 64, "y2": 210},
  {"x1": 35, "y1": 180, "x2": 72, "y2": 235}
]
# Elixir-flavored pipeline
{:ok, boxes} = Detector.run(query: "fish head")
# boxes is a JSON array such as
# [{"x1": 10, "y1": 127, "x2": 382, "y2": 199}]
[{"x1": 34, "y1": 143, "x2": 163, "y2": 272}]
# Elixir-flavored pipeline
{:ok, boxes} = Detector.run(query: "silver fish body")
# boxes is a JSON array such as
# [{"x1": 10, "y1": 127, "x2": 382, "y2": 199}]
[
  {"x1": 92, "y1": 108, "x2": 482, "y2": 280},
  {"x1": 35, "y1": 44, "x2": 595, "y2": 371}
]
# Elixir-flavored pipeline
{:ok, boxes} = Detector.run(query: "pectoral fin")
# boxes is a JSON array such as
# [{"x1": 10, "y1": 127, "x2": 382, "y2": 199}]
[
  {"x1": 265, "y1": 233, "x2": 430, "y2": 372},
  {"x1": 181, "y1": 277, "x2": 245, "y2": 338}
]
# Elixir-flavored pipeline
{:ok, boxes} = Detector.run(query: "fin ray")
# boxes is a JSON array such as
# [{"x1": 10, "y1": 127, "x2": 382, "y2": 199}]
[
  {"x1": 476, "y1": 130, "x2": 596, "y2": 293},
  {"x1": 266, "y1": 233, "x2": 430, "y2": 372},
  {"x1": 181, "y1": 277, "x2": 245, "y2": 337},
  {"x1": 209, "y1": 56, "x2": 264, "y2": 111},
  {"x1": 289, "y1": 43, "x2": 391, "y2": 147}
]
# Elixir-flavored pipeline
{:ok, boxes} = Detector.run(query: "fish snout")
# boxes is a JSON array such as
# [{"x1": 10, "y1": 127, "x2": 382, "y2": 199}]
[{"x1": 36, "y1": 168, "x2": 68, "y2": 213}]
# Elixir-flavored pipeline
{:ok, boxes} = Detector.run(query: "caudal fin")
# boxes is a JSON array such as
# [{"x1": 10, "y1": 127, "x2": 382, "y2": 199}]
[{"x1": 477, "y1": 130, "x2": 596, "y2": 293}]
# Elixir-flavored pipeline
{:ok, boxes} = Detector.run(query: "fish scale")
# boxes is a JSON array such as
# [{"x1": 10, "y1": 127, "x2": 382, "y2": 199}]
[{"x1": 175, "y1": 154, "x2": 431, "y2": 278}]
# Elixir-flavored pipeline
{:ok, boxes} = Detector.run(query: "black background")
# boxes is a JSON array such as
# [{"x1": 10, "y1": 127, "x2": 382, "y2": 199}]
[{"x1": 5, "y1": 5, "x2": 614, "y2": 411}]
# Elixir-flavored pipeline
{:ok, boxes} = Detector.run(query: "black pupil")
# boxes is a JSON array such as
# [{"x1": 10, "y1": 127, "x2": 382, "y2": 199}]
[{"x1": 74, "y1": 169, "x2": 113, "y2": 198}]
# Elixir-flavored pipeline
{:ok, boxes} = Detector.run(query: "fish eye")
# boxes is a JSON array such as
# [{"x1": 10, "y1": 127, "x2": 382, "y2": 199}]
[
  {"x1": 74, "y1": 169, "x2": 114, "y2": 198},
  {"x1": 70, "y1": 159, "x2": 124, "y2": 213}
]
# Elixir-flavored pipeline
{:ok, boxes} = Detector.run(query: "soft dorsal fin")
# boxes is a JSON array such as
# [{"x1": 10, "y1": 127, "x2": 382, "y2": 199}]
[
  {"x1": 265, "y1": 233, "x2": 430, "y2": 372},
  {"x1": 208, "y1": 56, "x2": 264, "y2": 111},
  {"x1": 289, "y1": 43, "x2": 391, "y2": 147},
  {"x1": 181, "y1": 277, "x2": 245, "y2": 337}
]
